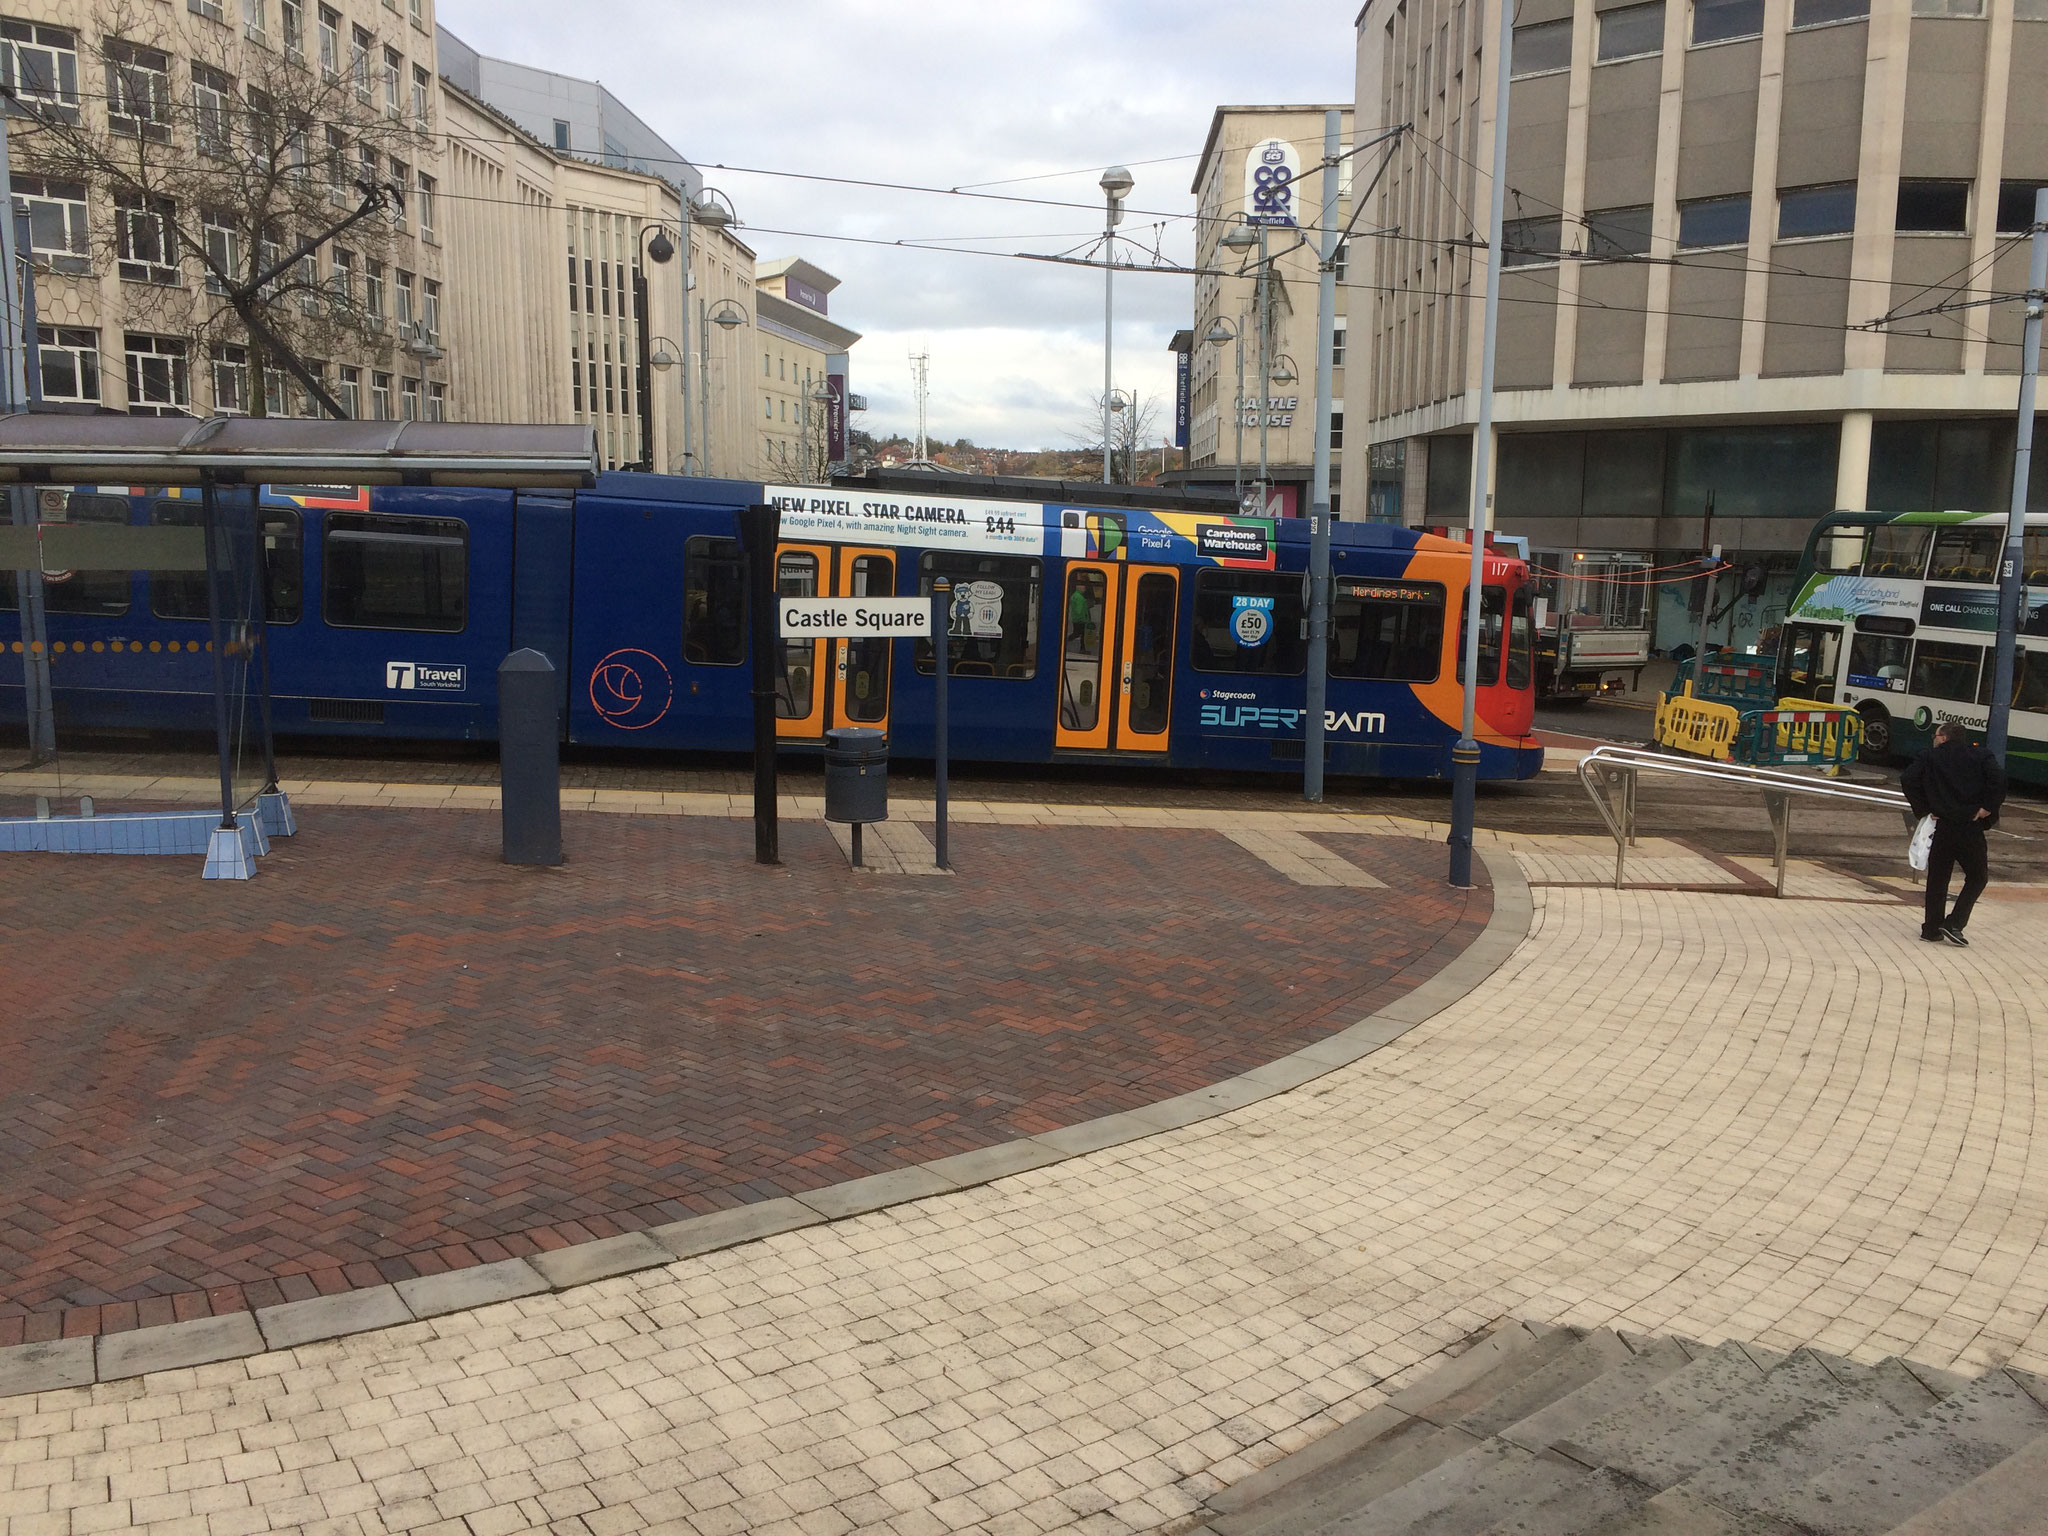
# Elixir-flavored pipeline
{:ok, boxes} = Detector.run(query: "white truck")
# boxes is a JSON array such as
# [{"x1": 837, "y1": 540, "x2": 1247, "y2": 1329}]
[{"x1": 1532, "y1": 550, "x2": 1654, "y2": 702}]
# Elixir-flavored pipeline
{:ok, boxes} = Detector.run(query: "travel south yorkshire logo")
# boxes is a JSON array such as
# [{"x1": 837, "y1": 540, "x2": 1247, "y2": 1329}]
[{"x1": 385, "y1": 661, "x2": 467, "y2": 691}]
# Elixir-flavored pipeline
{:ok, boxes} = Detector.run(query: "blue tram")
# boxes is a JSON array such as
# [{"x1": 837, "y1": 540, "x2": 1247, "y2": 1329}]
[{"x1": 1, "y1": 474, "x2": 1543, "y2": 779}]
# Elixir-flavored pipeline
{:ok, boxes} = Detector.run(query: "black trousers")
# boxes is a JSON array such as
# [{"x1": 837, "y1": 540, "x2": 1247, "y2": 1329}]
[{"x1": 1924, "y1": 819, "x2": 1989, "y2": 936}]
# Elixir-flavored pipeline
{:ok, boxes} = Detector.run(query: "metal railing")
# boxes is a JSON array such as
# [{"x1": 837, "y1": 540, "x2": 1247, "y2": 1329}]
[{"x1": 1576, "y1": 744, "x2": 1908, "y2": 896}]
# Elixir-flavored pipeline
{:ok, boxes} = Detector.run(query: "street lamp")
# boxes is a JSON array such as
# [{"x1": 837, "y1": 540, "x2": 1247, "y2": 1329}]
[
  {"x1": 689, "y1": 188, "x2": 740, "y2": 476},
  {"x1": 1100, "y1": 165, "x2": 1133, "y2": 484},
  {"x1": 1107, "y1": 388, "x2": 1133, "y2": 485},
  {"x1": 1203, "y1": 316, "x2": 1245, "y2": 506},
  {"x1": 634, "y1": 223, "x2": 677, "y2": 472},
  {"x1": 699, "y1": 296, "x2": 747, "y2": 479}
]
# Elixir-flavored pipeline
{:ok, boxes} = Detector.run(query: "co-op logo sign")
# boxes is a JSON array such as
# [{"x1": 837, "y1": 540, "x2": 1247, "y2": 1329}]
[
  {"x1": 385, "y1": 661, "x2": 467, "y2": 691},
  {"x1": 1198, "y1": 689, "x2": 1385, "y2": 735}
]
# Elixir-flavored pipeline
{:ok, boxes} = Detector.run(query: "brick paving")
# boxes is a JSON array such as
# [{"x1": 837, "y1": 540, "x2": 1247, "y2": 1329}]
[
  {"x1": 0, "y1": 869, "x2": 2042, "y2": 1535},
  {"x1": 0, "y1": 806, "x2": 1488, "y2": 1346}
]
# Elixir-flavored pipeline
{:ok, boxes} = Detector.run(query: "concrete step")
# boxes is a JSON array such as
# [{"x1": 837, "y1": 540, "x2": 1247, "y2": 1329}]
[
  {"x1": 1588, "y1": 1486, "x2": 1802, "y2": 1536},
  {"x1": 1453, "y1": 1329, "x2": 1638, "y2": 1441},
  {"x1": 1550, "y1": 1342, "x2": 1785, "y2": 1481},
  {"x1": 1673, "y1": 1354, "x2": 1944, "y2": 1520},
  {"x1": 1498, "y1": 1336, "x2": 1698, "y2": 1457},
  {"x1": 1315, "y1": 1436, "x2": 1587, "y2": 1536},
  {"x1": 1881, "y1": 1432, "x2": 2048, "y2": 1536},
  {"x1": 1761, "y1": 1367, "x2": 2048, "y2": 1536},
  {"x1": 1467, "y1": 1466, "x2": 1655, "y2": 1536}
]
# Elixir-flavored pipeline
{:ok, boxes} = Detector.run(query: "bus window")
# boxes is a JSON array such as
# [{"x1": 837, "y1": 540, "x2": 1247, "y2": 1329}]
[
  {"x1": 775, "y1": 550, "x2": 818, "y2": 718},
  {"x1": 1781, "y1": 623, "x2": 1841, "y2": 698},
  {"x1": 1847, "y1": 631, "x2": 1911, "y2": 691},
  {"x1": 1191, "y1": 570, "x2": 1307, "y2": 676},
  {"x1": 1507, "y1": 585, "x2": 1534, "y2": 690},
  {"x1": 1817, "y1": 526, "x2": 1867, "y2": 575},
  {"x1": 1456, "y1": 586, "x2": 1505, "y2": 686},
  {"x1": 1909, "y1": 639, "x2": 1981, "y2": 702},
  {"x1": 683, "y1": 536, "x2": 746, "y2": 666},
  {"x1": 323, "y1": 513, "x2": 466, "y2": 632},
  {"x1": 1058, "y1": 567, "x2": 1108, "y2": 731},
  {"x1": 2027, "y1": 530, "x2": 2048, "y2": 587},
  {"x1": 1329, "y1": 580, "x2": 1443, "y2": 681},
  {"x1": 1863, "y1": 524, "x2": 1931, "y2": 579},
  {"x1": 1929, "y1": 526, "x2": 2000, "y2": 584},
  {"x1": 915, "y1": 553, "x2": 1041, "y2": 678},
  {"x1": 2016, "y1": 649, "x2": 2048, "y2": 715},
  {"x1": 1126, "y1": 572, "x2": 1176, "y2": 735}
]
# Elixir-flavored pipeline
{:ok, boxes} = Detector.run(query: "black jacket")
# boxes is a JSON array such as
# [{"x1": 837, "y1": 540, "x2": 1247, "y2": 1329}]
[{"x1": 1903, "y1": 738, "x2": 2007, "y2": 829}]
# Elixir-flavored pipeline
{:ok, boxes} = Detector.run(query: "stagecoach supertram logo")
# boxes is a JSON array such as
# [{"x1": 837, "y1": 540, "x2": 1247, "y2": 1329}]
[{"x1": 386, "y1": 661, "x2": 467, "y2": 691}]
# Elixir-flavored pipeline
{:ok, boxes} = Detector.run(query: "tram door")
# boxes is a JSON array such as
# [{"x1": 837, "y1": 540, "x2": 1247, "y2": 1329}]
[
  {"x1": 774, "y1": 543, "x2": 896, "y2": 741},
  {"x1": 1054, "y1": 562, "x2": 1178, "y2": 753}
]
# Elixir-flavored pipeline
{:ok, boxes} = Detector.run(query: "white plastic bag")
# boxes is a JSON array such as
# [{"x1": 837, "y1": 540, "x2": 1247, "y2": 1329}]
[{"x1": 1908, "y1": 814, "x2": 1935, "y2": 872}]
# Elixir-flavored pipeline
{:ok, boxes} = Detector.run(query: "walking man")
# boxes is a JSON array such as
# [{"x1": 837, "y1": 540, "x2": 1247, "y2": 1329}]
[{"x1": 1903, "y1": 721, "x2": 2007, "y2": 946}]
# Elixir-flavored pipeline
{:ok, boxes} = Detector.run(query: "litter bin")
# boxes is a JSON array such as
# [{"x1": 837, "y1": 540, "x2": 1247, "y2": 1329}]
[{"x1": 823, "y1": 727, "x2": 888, "y2": 867}]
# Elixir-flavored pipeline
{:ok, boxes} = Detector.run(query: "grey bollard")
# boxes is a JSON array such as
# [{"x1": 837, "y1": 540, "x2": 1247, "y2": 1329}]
[{"x1": 499, "y1": 648, "x2": 563, "y2": 866}]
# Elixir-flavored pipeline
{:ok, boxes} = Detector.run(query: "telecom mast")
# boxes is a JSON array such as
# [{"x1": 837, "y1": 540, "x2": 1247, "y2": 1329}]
[{"x1": 909, "y1": 349, "x2": 930, "y2": 462}]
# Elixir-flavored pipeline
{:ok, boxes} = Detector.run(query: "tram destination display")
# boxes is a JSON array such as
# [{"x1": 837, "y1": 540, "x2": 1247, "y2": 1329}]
[{"x1": 778, "y1": 596, "x2": 933, "y2": 638}]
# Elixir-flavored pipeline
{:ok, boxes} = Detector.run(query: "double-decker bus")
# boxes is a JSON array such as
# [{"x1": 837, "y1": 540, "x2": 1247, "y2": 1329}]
[{"x1": 1777, "y1": 510, "x2": 2048, "y2": 782}]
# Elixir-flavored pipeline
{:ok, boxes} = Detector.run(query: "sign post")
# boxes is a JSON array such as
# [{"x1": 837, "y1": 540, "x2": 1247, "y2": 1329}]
[
  {"x1": 932, "y1": 578, "x2": 951, "y2": 871},
  {"x1": 738, "y1": 503, "x2": 781, "y2": 865}
]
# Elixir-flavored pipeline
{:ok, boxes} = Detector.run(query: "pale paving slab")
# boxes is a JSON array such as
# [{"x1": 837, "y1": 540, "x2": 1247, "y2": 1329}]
[
  {"x1": 1729, "y1": 854, "x2": 1894, "y2": 901},
  {"x1": 1510, "y1": 831, "x2": 1744, "y2": 886},
  {"x1": 4, "y1": 877, "x2": 2043, "y2": 1536},
  {"x1": 1223, "y1": 828, "x2": 1388, "y2": 888}
]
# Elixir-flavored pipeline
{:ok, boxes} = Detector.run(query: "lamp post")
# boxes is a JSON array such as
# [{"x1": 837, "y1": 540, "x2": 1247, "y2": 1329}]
[
  {"x1": 1203, "y1": 317, "x2": 1245, "y2": 507},
  {"x1": 1100, "y1": 166, "x2": 1133, "y2": 485},
  {"x1": 698, "y1": 297, "x2": 747, "y2": 479},
  {"x1": 1106, "y1": 388, "x2": 1131, "y2": 486},
  {"x1": 634, "y1": 222, "x2": 676, "y2": 473},
  {"x1": 1218, "y1": 220, "x2": 1262, "y2": 510},
  {"x1": 1265, "y1": 354, "x2": 1297, "y2": 509},
  {"x1": 690, "y1": 188, "x2": 739, "y2": 476}
]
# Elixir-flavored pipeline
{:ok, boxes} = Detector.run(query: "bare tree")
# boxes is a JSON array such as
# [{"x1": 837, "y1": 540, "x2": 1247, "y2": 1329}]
[
  {"x1": 1066, "y1": 392, "x2": 1162, "y2": 484},
  {"x1": 10, "y1": 2, "x2": 423, "y2": 415}
]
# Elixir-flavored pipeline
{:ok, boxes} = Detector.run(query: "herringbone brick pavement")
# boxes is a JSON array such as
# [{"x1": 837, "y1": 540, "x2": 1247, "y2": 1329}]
[{"x1": 0, "y1": 808, "x2": 1486, "y2": 1344}]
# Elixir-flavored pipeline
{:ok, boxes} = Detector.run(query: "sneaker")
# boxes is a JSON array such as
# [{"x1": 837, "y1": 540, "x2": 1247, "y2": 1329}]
[{"x1": 1941, "y1": 925, "x2": 1970, "y2": 947}]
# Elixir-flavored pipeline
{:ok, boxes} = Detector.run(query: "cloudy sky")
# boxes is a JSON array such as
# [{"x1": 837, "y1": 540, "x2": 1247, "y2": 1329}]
[{"x1": 438, "y1": 1, "x2": 1355, "y2": 451}]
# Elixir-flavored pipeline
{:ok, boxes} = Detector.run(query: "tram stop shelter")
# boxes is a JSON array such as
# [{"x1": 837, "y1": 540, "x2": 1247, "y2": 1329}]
[{"x1": 0, "y1": 416, "x2": 597, "y2": 878}]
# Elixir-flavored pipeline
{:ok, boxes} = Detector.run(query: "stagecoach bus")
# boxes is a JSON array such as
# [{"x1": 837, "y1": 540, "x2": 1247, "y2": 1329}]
[
  {"x1": 0, "y1": 473, "x2": 1543, "y2": 781},
  {"x1": 1777, "y1": 509, "x2": 2048, "y2": 782}
]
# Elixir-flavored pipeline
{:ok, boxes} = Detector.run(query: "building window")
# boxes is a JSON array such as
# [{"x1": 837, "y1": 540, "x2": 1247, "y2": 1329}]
[
  {"x1": 1677, "y1": 194, "x2": 1750, "y2": 248},
  {"x1": 1896, "y1": 179, "x2": 1970, "y2": 233},
  {"x1": 241, "y1": 0, "x2": 267, "y2": 41},
  {"x1": 1778, "y1": 182, "x2": 1857, "y2": 239},
  {"x1": 1692, "y1": 0, "x2": 1765, "y2": 43},
  {"x1": 389, "y1": 157, "x2": 409, "y2": 228},
  {"x1": 395, "y1": 269, "x2": 415, "y2": 330},
  {"x1": 1333, "y1": 239, "x2": 1349, "y2": 281},
  {"x1": 318, "y1": 5, "x2": 339, "y2": 76},
  {"x1": 553, "y1": 119, "x2": 570, "y2": 150},
  {"x1": 211, "y1": 343, "x2": 249, "y2": 413},
  {"x1": 125, "y1": 334, "x2": 189, "y2": 415},
  {"x1": 338, "y1": 364, "x2": 361, "y2": 418},
  {"x1": 371, "y1": 372, "x2": 393, "y2": 419},
  {"x1": 1599, "y1": 1, "x2": 1665, "y2": 59},
  {"x1": 350, "y1": 24, "x2": 372, "y2": 98},
  {"x1": 281, "y1": 0, "x2": 303, "y2": 56},
  {"x1": 410, "y1": 0, "x2": 425, "y2": 27},
  {"x1": 1911, "y1": 0, "x2": 1982, "y2": 13},
  {"x1": 192, "y1": 63, "x2": 232, "y2": 155},
  {"x1": 1791, "y1": 0, "x2": 1867, "y2": 25},
  {"x1": 422, "y1": 279, "x2": 441, "y2": 344},
  {"x1": 2019, "y1": 0, "x2": 2048, "y2": 18},
  {"x1": 1996, "y1": 181, "x2": 2047, "y2": 232},
  {"x1": 765, "y1": 396, "x2": 772, "y2": 418},
  {"x1": 1332, "y1": 323, "x2": 1347, "y2": 368},
  {"x1": 106, "y1": 40, "x2": 170, "y2": 140},
  {"x1": 1502, "y1": 214, "x2": 1563, "y2": 266},
  {"x1": 330, "y1": 245, "x2": 354, "y2": 306},
  {"x1": 416, "y1": 172, "x2": 436, "y2": 240},
  {"x1": 189, "y1": 0, "x2": 226, "y2": 20},
  {"x1": 1511, "y1": 18, "x2": 1573, "y2": 74},
  {"x1": 12, "y1": 178, "x2": 89, "y2": 273},
  {"x1": 365, "y1": 260, "x2": 387, "y2": 323},
  {"x1": 763, "y1": 350, "x2": 771, "y2": 376},
  {"x1": 401, "y1": 376, "x2": 419, "y2": 419},
  {"x1": 36, "y1": 326, "x2": 99, "y2": 403},
  {"x1": 1585, "y1": 204, "x2": 1654, "y2": 257},
  {"x1": 382, "y1": 47, "x2": 400, "y2": 115},
  {"x1": 115, "y1": 192, "x2": 180, "y2": 283},
  {"x1": 426, "y1": 382, "x2": 445, "y2": 421},
  {"x1": 1, "y1": 20, "x2": 80, "y2": 120},
  {"x1": 200, "y1": 212, "x2": 241, "y2": 294},
  {"x1": 1331, "y1": 410, "x2": 1345, "y2": 451}
]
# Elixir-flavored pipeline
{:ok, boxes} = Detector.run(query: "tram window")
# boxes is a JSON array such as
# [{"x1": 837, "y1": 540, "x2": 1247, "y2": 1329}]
[
  {"x1": 1847, "y1": 631, "x2": 1912, "y2": 690},
  {"x1": 914, "y1": 552, "x2": 1041, "y2": 678},
  {"x1": 1929, "y1": 526, "x2": 2001, "y2": 585},
  {"x1": 3, "y1": 493, "x2": 133, "y2": 617},
  {"x1": 1815, "y1": 526, "x2": 1867, "y2": 575},
  {"x1": 1909, "y1": 639, "x2": 1981, "y2": 702},
  {"x1": 2015, "y1": 649, "x2": 2048, "y2": 715},
  {"x1": 842, "y1": 552, "x2": 893, "y2": 722},
  {"x1": 323, "y1": 512, "x2": 466, "y2": 632},
  {"x1": 683, "y1": 536, "x2": 746, "y2": 666},
  {"x1": 1781, "y1": 623, "x2": 1841, "y2": 697},
  {"x1": 1126, "y1": 572, "x2": 1176, "y2": 734},
  {"x1": 1058, "y1": 567, "x2": 1109, "y2": 731},
  {"x1": 1863, "y1": 524, "x2": 1931, "y2": 579},
  {"x1": 1191, "y1": 569, "x2": 1307, "y2": 676},
  {"x1": 148, "y1": 502, "x2": 303, "y2": 624},
  {"x1": 1456, "y1": 586, "x2": 1507, "y2": 686},
  {"x1": 776, "y1": 550, "x2": 820, "y2": 720},
  {"x1": 1507, "y1": 585, "x2": 1534, "y2": 689},
  {"x1": 1328, "y1": 579, "x2": 1443, "y2": 682}
]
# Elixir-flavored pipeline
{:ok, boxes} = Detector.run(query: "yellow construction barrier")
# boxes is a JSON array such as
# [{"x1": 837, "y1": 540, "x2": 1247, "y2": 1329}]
[{"x1": 1653, "y1": 681, "x2": 1741, "y2": 760}]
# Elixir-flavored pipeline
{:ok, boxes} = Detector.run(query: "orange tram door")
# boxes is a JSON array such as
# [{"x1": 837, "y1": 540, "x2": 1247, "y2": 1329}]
[
  {"x1": 773, "y1": 543, "x2": 896, "y2": 741},
  {"x1": 1052, "y1": 561, "x2": 1179, "y2": 754}
]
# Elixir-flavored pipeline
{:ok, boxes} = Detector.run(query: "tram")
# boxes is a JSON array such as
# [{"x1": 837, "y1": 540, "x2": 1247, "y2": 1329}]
[{"x1": 1, "y1": 473, "x2": 1543, "y2": 780}]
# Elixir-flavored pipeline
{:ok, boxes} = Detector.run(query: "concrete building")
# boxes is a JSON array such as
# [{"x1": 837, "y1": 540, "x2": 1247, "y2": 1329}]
[
  {"x1": 1179, "y1": 105, "x2": 1354, "y2": 517},
  {"x1": 754, "y1": 256, "x2": 862, "y2": 483},
  {"x1": 3, "y1": 0, "x2": 449, "y2": 419},
  {"x1": 1348, "y1": 0, "x2": 2048, "y2": 649}
]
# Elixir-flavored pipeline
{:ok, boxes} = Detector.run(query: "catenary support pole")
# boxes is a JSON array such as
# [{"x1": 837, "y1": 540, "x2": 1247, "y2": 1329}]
[
  {"x1": 1304, "y1": 109, "x2": 1342, "y2": 804},
  {"x1": 1233, "y1": 332, "x2": 1245, "y2": 506},
  {"x1": 739, "y1": 502, "x2": 781, "y2": 864},
  {"x1": 1103, "y1": 233, "x2": 1115, "y2": 482},
  {"x1": 1256, "y1": 221, "x2": 1271, "y2": 514},
  {"x1": 1989, "y1": 185, "x2": 2046, "y2": 762},
  {"x1": 932, "y1": 576, "x2": 951, "y2": 871},
  {"x1": 1449, "y1": 0, "x2": 1515, "y2": 889},
  {"x1": 679, "y1": 219, "x2": 694, "y2": 472}
]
